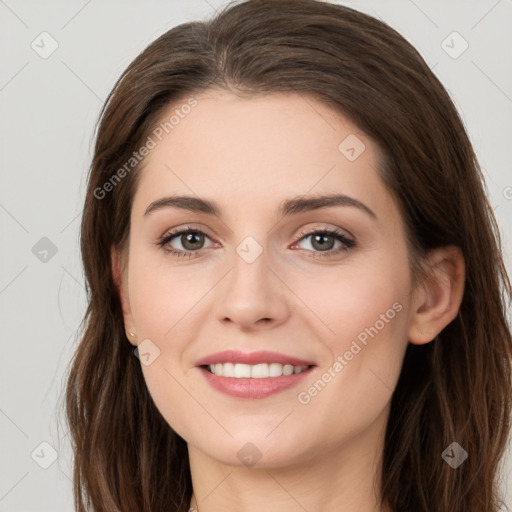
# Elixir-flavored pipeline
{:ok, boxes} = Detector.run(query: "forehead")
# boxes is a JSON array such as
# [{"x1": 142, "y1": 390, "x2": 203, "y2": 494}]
[{"x1": 132, "y1": 90, "x2": 393, "y2": 220}]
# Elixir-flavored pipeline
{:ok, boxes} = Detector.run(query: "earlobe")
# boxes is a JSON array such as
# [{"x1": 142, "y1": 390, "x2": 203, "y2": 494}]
[
  {"x1": 408, "y1": 245, "x2": 465, "y2": 345},
  {"x1": 111, "y1": 246, "x2": 137, "y2": 346}
]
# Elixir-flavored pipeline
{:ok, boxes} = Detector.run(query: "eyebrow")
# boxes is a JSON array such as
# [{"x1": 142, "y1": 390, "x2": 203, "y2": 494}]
[{"x1": 144, "y1": 193, "x2": 377, "y2": 220}]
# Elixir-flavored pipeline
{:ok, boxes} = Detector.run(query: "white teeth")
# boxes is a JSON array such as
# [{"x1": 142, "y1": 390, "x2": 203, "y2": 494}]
[
  {"x1": 234, "y1": 363, "x2": 251, "y2": 378},
  {"x1": 251, "y1": 363, "x2": 269, "y2": 378},
  {"x1": 268, "y1": 362, "x2": 282, "y2": 377},
  {"x1": 208, "y1": 362, "x2": 308, "y2": 378},
  {"x1": 283, "y1": 364, "x2": 294, "y2": 376},
  {"x1": 221, "y1": 362, "x2": 234, "y2": 377}
]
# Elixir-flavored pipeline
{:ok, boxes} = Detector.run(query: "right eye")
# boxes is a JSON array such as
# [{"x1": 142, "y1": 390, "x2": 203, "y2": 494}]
[{"x1": 157, "y1": 226, "x2": 217, "y2": 258}]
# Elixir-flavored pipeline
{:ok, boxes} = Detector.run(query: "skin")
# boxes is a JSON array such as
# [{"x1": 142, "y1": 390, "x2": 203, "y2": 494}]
[{"x1": 113, "y1": 89, "x2": 465, "y2": 512}]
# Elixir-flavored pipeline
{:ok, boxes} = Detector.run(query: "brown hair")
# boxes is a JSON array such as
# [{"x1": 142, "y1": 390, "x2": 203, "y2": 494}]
[{"x1": 63, "y1": 0, "x2": 512, "y2": 510}]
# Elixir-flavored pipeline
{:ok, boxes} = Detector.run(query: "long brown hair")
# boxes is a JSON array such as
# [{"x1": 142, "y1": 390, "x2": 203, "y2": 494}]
[{"x1": 63, "y1": 0, "x2": 512, "y2": 510}]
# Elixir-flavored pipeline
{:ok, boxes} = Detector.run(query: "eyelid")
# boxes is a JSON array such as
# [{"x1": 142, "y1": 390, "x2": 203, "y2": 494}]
[
  {"x1": 295, "y1": 225, "x2": 354, "y2": 242},
  {"x1": 158, "y1": 223, "x2": 216, "y2": 241}
]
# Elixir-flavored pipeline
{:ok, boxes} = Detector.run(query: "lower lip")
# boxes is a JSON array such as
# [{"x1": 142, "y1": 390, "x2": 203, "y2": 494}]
[{"x1": 199, "y1": 366, "x2": 315, "y2": 399}]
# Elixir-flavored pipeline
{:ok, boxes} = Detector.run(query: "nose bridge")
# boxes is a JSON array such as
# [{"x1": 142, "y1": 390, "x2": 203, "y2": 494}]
[
  {"x1": 235, "y1": 234, "x2": 266, "y2": 267},
  {"x1": 229, "y1": 234, "x2": 272, "y2": 297},
  {"x1": 218, "y1": 233, "x2": 289, "y2": 326}
]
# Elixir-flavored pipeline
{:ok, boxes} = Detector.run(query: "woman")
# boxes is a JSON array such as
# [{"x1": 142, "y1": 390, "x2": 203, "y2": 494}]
[{"x1": 64, "y1": 0, "x2": 512, "y2": 510}]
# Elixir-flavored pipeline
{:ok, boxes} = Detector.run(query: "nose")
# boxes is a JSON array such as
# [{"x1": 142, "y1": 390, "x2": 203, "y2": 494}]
[{"x1": 217, "y1": 243, "x2": 290, "y2": 330}]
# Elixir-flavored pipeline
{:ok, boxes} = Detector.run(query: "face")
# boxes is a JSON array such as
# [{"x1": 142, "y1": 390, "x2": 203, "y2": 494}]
[{"x1": 117, "y1": 90, "x2": 416, "y2": 468}]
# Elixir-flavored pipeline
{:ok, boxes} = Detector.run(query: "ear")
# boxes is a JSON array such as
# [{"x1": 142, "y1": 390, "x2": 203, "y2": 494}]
[
  {"x1": 408, "y1": 245, "x2": 465, "y2": 345},
  {"x1": 111, "y1": 246, "x2": 137, "y2": 346}
]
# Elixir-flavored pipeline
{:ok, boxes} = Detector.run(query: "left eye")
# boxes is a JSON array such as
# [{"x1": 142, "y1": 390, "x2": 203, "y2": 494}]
[{"x1": 293, "y1": 229, "x2": 354, "y2": 253}]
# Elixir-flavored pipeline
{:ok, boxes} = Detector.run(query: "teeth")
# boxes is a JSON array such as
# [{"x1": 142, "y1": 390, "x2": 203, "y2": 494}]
[
  {"x1": 208, "y1": 362, "x2": 308, "y2": 378},
  {"x1": 234, "y1": 363, "x2": 251, "y2": 378},
  {"x1": 251, "y1": 363, "x2": 269, "y2": 378}
]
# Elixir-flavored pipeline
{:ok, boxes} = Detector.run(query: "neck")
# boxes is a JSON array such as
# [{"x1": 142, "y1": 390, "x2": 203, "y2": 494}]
[{"x1": 187, "y1": 403, "x2": 391, "y2": 512}]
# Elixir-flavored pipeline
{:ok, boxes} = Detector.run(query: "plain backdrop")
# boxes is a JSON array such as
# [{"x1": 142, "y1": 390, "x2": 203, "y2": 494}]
[{"x1": 0, "y1": 0, "x2": 511, "y2": 510}]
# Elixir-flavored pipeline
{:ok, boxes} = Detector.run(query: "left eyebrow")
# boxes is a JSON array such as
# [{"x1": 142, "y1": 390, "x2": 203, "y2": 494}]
[
  {"x1": 144, "y1": 193, "x2": 377, "y2": 221},
  {"x1": 279, "y1": 193, "x2": 377, "y2": 220}
]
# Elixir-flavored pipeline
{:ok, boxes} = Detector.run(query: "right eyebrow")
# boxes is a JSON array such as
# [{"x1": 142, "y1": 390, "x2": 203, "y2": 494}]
[{"x1": 144, "y1": 195, "x2": 220, "y2": 217}]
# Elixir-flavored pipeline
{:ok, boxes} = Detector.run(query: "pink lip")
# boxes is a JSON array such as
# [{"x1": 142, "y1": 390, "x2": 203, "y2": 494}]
[
  {"x1": 195, "y1": 350, "x2": 316, "y2": 367},
  {"x1": 199, "y1": 366, "x2": 315, "y2": 399},
  {"x1": 195, "y1": 350, "x2": 317, "y2": 399}
]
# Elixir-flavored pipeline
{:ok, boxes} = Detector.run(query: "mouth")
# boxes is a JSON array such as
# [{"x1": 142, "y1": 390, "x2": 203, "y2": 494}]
[{"x1": 195, "y1": 350, "x2": 317, "y2": 399}]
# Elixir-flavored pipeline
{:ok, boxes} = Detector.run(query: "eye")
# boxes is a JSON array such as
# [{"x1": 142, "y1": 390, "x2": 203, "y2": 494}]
[
  {"x1": 156, "y1": 226, "x2": 217, "y2": 258},
  {"x1": 291, "y1": 227, "x2": 355, "y2": 259}
]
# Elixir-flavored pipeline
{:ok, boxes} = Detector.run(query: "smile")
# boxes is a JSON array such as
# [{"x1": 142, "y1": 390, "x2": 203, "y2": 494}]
[{"x1": 195, "y1": 349, "x2": 317, "y2": 399}]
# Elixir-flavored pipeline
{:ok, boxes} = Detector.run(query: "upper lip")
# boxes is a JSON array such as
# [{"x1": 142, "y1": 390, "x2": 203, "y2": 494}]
[{"x1": 195, "y1": 350, "x2": 316, "y2": 367}]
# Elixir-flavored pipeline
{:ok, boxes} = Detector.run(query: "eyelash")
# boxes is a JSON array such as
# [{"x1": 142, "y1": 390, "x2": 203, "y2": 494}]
[{"x1": 156, "y1": 225, "x2": 356, "y2": 260}]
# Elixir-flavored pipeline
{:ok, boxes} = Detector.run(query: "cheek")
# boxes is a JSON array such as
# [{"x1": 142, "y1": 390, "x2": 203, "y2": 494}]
[
  {"x1": 126, "y1": 256, "x2": 201, "y2": 437},
  {"x1": 298, "y1": 267, "x2": 410, "y2": 421},
  {"x1": 127, "y1": 250, "x2": 214, "y2": 339},
  {"x1": 293, "y1": 256, "x2": 410, "y2": 351},
  {"x1": 290, "y1": 255, "x2": 411, "y2": 410},
  {"x1": 126, "y1": 253, "x2": 217, "y2": 437}
]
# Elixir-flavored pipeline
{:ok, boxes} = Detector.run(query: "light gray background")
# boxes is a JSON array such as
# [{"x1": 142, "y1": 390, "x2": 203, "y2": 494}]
[{"x1": 1, "y1": 0, "x2": 511, "y2": 510}]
